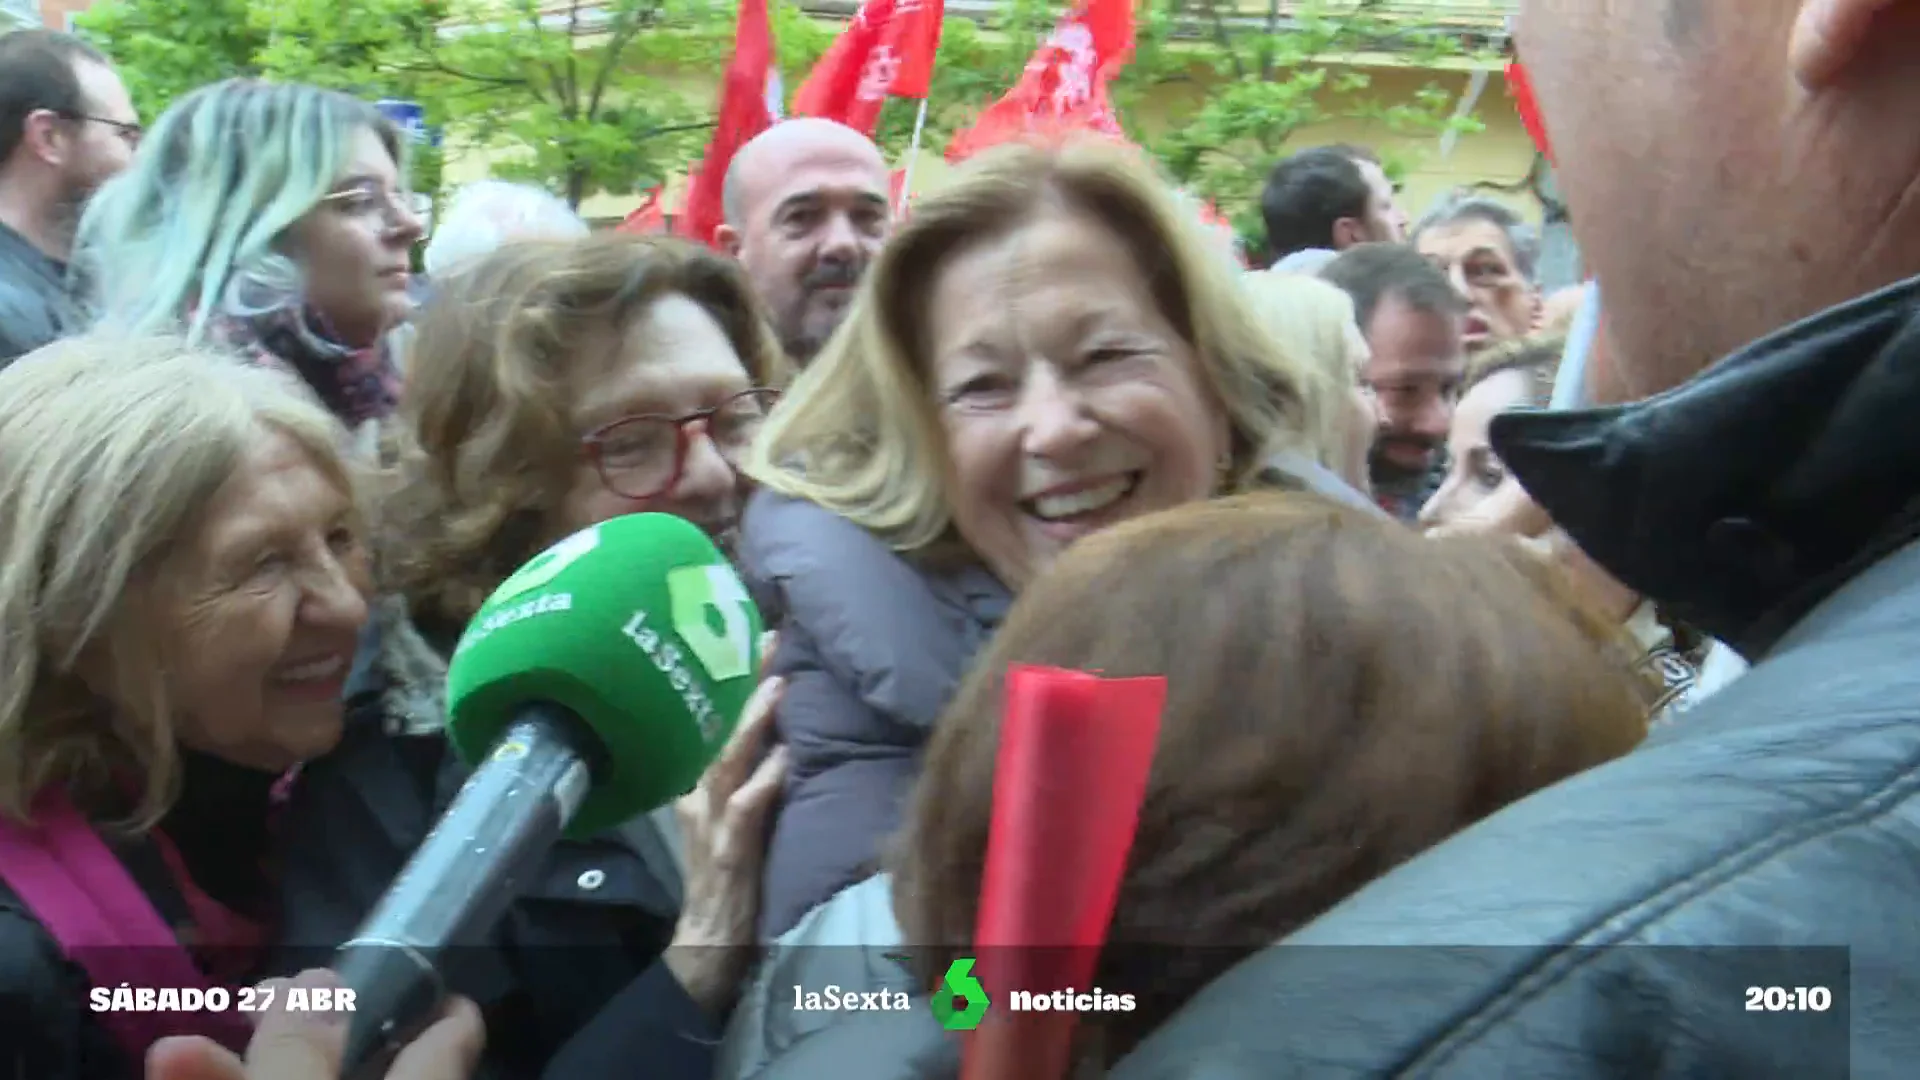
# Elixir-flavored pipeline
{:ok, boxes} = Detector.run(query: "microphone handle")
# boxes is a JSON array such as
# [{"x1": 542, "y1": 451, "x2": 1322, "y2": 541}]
[{"x1": 334, "y1": 702, "x2": 596, "y2": 1079}]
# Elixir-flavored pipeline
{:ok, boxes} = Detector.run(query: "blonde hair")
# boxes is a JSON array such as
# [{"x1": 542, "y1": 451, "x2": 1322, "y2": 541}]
[
  {"x1": 379, "y1": 233, "x2": 789, "y2": 627},
  {"x1": 0, "y1": 336, "x2": 352, "y2": 830},
  {"x1": 744, "y1": 138, "x2": 1305, "y2": 554},
  {"x1": 1239, "y1": 272, "x2": 1368, "y2": 470}
]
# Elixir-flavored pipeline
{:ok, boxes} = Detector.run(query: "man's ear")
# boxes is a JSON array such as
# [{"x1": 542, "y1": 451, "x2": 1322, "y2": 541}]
[
  {"x1": 714, "y1": 223, "x2": 743, "y2": 258},
  {"x1": 1791, "y1": 0, "x2": 1905, "y2": 90},
  {"x1": 20, "y1": 109, "x2": 69, "y2": 168},
  {"x1": 1330, "y1": 217, "x2": 1364, "y2": 250}
]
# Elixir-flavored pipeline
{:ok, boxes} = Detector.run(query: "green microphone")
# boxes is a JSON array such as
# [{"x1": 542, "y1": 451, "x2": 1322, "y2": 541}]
[
  {"x1": 445, "y1": 511, "x2": 763, "y2": 834},
  {"x1": 334, "y1": 512, "x2": 763, "y2": 1077}
]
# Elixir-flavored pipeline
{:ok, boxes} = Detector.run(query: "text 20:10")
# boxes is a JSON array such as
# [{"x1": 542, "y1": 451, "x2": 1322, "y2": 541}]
[{"x1": 1744, "y1": 986, "x2": 1832, "y2": 1012}]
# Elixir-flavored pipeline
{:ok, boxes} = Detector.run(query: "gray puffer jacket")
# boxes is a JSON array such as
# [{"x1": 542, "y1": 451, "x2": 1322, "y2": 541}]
[
  {"x1": 741, "y1": 461, "x2": 1379, "y2": 942},
  {"x1": 739, "y1": 491, "x2": 1012, "y2": 940},
  {"x1": 715, "y1": 874, "x2": 951, "y2": 1080}
]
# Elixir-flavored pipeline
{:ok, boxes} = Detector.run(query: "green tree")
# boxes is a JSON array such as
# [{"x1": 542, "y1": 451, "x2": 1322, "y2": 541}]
[
  {"x1": 1124, "y1": 0, "x2": 1494, "y2": 246},
  {"x1": 79, "y1": 0, "x2": 745, "y2": 207},
  {"x1": 74, "y1": 0, "x2": 263, "y2": 116},
  {"x1": 76, "y1": 0, "x2": 451, "y2": 190},
  {"x1": 379, "y1": 0, "x2": 735, "y2": 206},
  {"x1": 856, "y1": 0, "x2": 1487, "y2": 245},
  {"x1": 80, "y1": 0, "x2": 1492, "y2": 225},
  {"x1": 246, "y1": 0, "x2": 456, "y2": 200}
]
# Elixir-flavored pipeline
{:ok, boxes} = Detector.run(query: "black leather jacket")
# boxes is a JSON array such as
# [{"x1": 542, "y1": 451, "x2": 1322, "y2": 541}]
[{"x1": 1108, "y1": 276, "x2": 1920, "y2": 1078}]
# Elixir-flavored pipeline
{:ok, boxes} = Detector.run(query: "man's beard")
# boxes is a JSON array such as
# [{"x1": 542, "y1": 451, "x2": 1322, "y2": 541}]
[
  {"x1": 48, "y1": 172, "x2": 102, "y2": 250},
  {"x1": 777, "y1": 317, "x2": 826, "y2": 363},
  {"x1": 779, "y1": 258, "x2": 867, "y2": 363},
  {"x1": 1368, "y1": 434, "x2": 1440, "y2": 489}
]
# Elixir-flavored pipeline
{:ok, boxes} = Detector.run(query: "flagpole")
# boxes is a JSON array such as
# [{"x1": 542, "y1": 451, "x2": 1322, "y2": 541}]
[{"x1": 897, "y1": 98, "x2": 929, "y2": 215}]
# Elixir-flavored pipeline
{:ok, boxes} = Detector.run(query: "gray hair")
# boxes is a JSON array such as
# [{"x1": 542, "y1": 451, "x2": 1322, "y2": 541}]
[
  {"x1": 422, "y1": 181, "x2": 588, "y2": 276},
  {"x1": 0, "y1": 335, "x2": 354, "y2": 830},
  {"x1": 1412, "y1": 192, "x2": 1540, "y2": 282}
]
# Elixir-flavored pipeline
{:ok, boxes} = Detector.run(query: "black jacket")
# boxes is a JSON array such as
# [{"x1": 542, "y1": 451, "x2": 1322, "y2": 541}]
[
  {"x1": 0, "y1": 756, "x2": 280, "y2": 1079},
  {"x1": 1105, "y1": 277, "x2": 1920, "y2": 1078},
  {"x1": 0, "y1": 598, "x2": 717, "y2": 1079},
  {"x1": 270, "y1": 598, "x2": 717, "y2": 1079}
]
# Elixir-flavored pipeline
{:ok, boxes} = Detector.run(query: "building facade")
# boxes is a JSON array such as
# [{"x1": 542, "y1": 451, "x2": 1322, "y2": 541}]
[{"x1": 0, "y1": 0, "x2": 96, "y2": 30}]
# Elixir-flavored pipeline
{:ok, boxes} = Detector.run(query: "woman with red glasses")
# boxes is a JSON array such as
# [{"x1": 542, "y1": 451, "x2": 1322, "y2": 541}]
[{"x1": 314, "y1": 231, "x2": 793, "y2": 1079}]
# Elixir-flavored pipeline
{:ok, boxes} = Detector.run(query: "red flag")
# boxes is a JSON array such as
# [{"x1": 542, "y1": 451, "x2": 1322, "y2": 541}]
[
  {"x1": 1189, "y1": 194, "x2": 1245, "y2": 268},
  {"x1": 617, "y1": 186, "x2": 668, "y2": 235},
  {"x1": 792, "y1": 0, "x2": 946, "y2": 136},
  {"x1": 946, "y1": 0, "x2": 1136, "y2": 163},
  {"x1": 1506, "y1": 59, "x2": 1552, "y2": 165},
  {"x1": 680, "y1": 0, "x2": 781, "y2": 248},
  {"x1": 961, "y1": 665, "x2": 1165, "y2": 1080}
]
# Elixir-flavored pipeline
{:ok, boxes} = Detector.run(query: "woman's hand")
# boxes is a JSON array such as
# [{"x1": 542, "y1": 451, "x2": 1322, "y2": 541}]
[
  {"x1": 146, "y1": 970, "x2": 483, "y2": 1080},
  {"x1": 662, "y1": 632, "x2": 790, "y2": 1015}
]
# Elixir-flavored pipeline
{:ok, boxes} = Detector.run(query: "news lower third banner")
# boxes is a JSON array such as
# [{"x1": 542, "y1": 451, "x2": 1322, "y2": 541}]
[
  {"x1": 750, "y1": 945, "x2": 1855, "y2": 1077},
  {"x1": 0, "y1": 945, "x2": 1858, "y2": 1077}
]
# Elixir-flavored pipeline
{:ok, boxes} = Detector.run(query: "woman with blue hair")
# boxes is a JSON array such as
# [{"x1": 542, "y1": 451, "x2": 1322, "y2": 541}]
[{"x1": 70, "y1": 79, "x2": 426, "y2": 432}]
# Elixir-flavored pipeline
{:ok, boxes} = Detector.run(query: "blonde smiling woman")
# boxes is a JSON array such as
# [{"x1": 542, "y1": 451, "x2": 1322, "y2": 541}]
[{"x1": 731, "y1": 137, "x2": 1313, "y2": 941}]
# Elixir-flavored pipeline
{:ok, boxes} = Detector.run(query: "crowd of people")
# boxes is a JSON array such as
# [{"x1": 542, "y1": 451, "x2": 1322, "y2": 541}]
[{"x1": 0, "y1": 0, "x2": 1915, "y2": 1076}]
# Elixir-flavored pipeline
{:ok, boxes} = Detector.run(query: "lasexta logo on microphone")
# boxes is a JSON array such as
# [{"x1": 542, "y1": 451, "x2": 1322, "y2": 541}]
[
  {"x1": 443, "y1": 513, "x2": 767, "y2": 836},
  {"x1": 489, "y1": 525, "x2": 601, "y2": 603},
  {"x1": 930, "y1": 958, "x2": 988, "y2": 1031},
  {"x1": 666, "y1": 563, "x2": 755, "y2": 682}
]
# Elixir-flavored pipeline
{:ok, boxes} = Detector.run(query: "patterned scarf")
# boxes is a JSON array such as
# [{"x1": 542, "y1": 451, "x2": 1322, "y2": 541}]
[{"x1": 205, "y1": 305, "x2": 400, "y2": 427}]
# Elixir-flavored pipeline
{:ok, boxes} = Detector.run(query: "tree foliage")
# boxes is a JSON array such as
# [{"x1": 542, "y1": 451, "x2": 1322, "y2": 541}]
[
  {"x1": 1124, "y1": 0, "x2": 1492, "y2": 244},
  {"x1": 71, "y1": 0, "x2": 262, "y2": 114},
  {"x1": 77, "y1": 0, "x2": 742, "y2": 206},
  {"x1": 863, "y1": 0, "x2": 1489, "y2": 244},
  {"x1": 393, "y1": 0, "x2": 733, "y2": 205},
  {"x1": 77, "y1": 0, "x2": 1490, "y2": 230}
]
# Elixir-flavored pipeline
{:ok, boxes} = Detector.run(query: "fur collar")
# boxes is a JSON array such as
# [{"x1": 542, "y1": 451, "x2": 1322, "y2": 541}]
[{"x1": 366, "y1": 595, "x2": 455, "y2": 738}]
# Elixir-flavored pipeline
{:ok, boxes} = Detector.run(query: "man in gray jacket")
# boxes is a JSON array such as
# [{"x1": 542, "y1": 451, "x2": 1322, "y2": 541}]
[
  {"x1": 0, "y1": 31, "x2": 136, "y2": 365},
  {"x1": 1112, "y1": 0, "x2": 1920, "y2": 1075}
]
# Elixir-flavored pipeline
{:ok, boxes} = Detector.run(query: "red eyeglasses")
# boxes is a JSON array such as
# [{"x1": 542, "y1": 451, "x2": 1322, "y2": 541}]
[{"x1": 581, "y1": 388, "x2": 781, "y2": 500}]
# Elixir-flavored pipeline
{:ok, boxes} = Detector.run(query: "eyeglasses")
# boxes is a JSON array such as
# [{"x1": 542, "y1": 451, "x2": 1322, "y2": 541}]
[
  {"x1": 582, "y1": 388, "x2": 782, "y2": 500},
  {"x1": 319, "y1": 186, "x2": 432, "y2": 229},
  {"x1": 55, "y1": 110, "x2": 141, "y2": 147}
]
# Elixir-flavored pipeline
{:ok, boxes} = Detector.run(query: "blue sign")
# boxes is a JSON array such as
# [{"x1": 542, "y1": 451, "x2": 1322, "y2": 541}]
[{"x1": 375, "y1": 99, "x2": 437, "y2": 147}]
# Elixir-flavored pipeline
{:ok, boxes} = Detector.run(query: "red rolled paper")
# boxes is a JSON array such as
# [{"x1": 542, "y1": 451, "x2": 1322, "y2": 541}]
[
  {"x1": 1507, "y1": 59, "x2": 1554, "y2": 165},
  {"x1": 960, "y1": 664, "x2": 1167, "y2": 1080}
]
